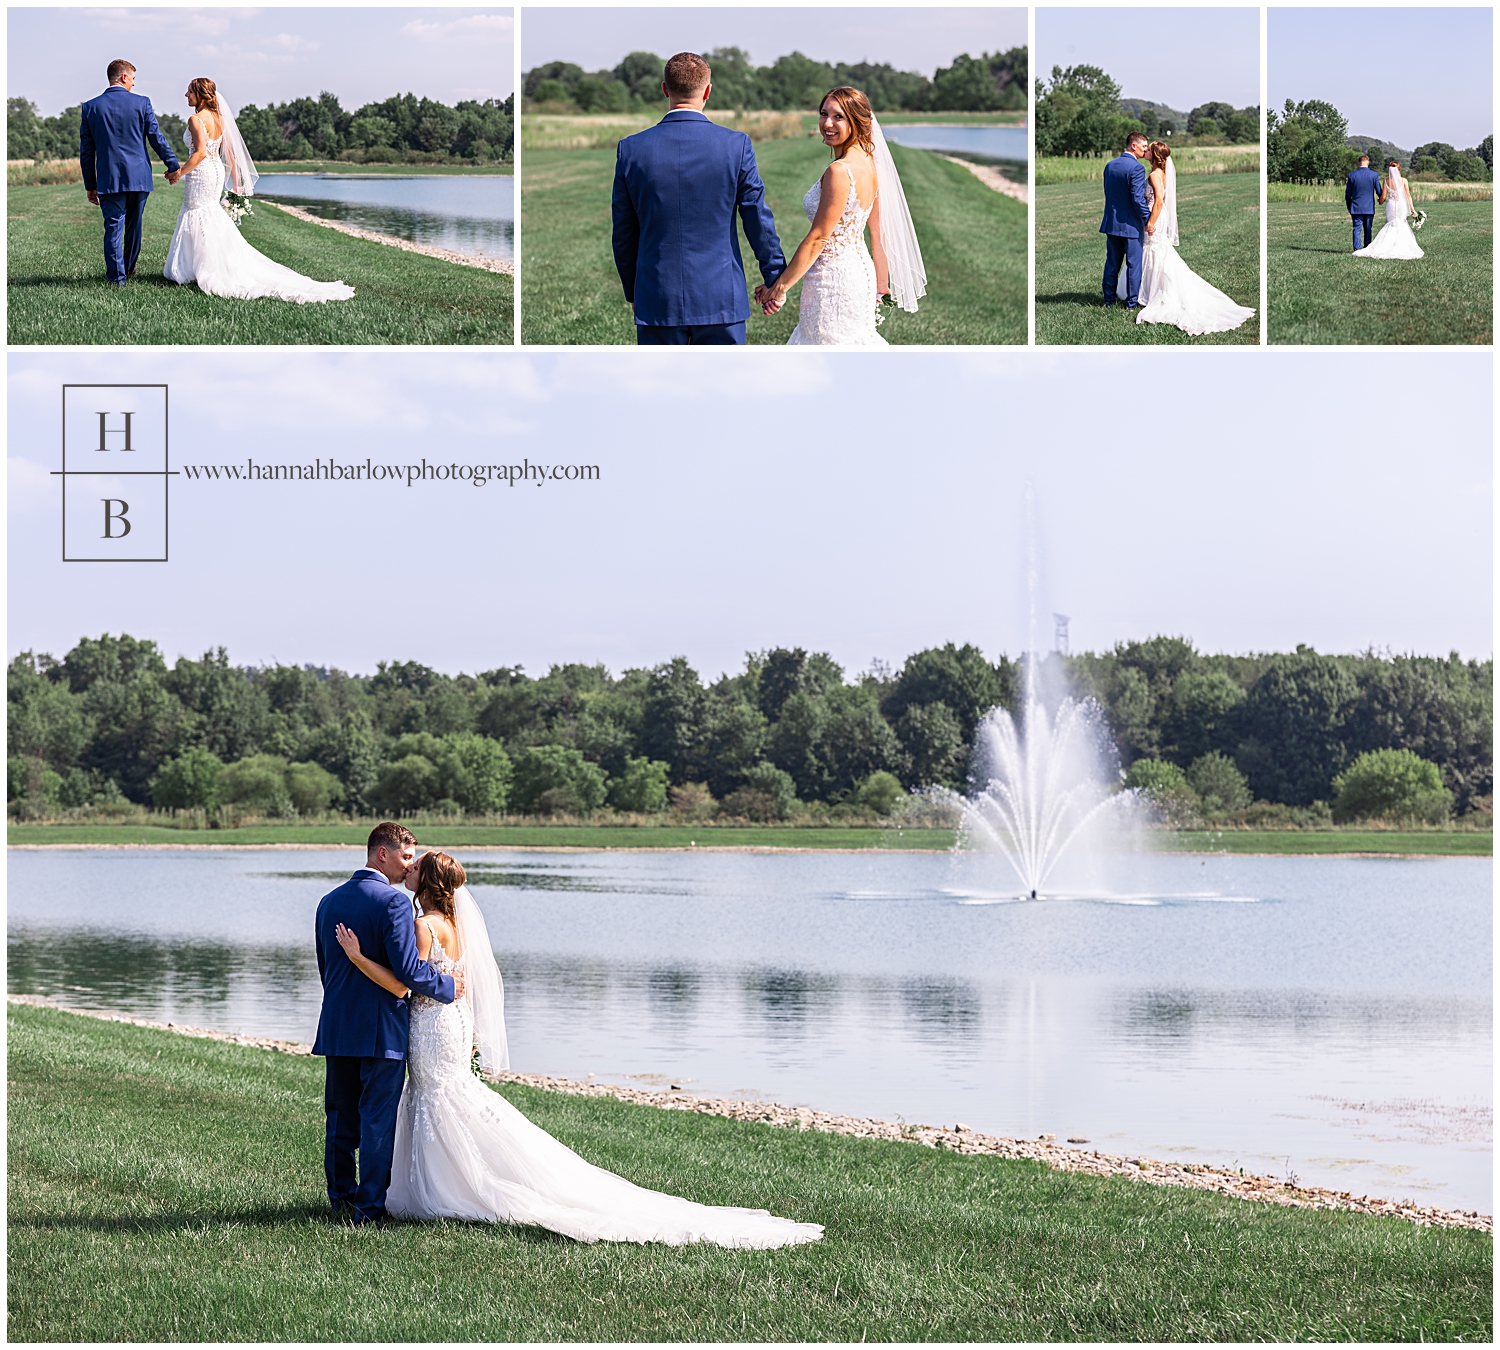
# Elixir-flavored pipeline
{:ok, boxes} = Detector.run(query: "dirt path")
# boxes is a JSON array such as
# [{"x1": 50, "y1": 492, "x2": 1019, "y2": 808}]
[
  {"x1": 943, "y1": 155, "x2": 1027, "y2": 203},
  {"x1": 263, "y1": 201, "x2": 514, "y2": 274}
]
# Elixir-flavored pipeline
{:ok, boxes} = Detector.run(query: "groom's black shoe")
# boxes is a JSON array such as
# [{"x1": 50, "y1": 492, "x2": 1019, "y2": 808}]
[{"x1": 126, "y1": 269, "x2": 135, "y2": 281}]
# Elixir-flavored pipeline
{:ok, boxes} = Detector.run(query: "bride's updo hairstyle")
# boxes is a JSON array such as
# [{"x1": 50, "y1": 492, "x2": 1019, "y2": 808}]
[
  {"x1": 187, "y1": 78, "x2": 219, "y2": 112},
  {"x1": 414, "y1": 850, "x2": 467, "y2": 920},
  {"x1": 1148, "y1": 141, "x2": 1171, "y2": 171},
  {"x1": 820, "y1": 86, "x2": 874, "y2": 155}
]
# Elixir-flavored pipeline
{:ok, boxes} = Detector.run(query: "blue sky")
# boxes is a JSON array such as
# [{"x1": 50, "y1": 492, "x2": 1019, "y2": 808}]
[
  {"x1": 1036, "y1": 8, "x2": 1259, "y2": 110},
  {"x1": 1270, "y1": 8, "x2": 1492, "y2": 149},
  {"x1": 523, "y1": 7, "x2": 1026, "y2": 80},
  {"x1": 8, "y1": 8, "x2": 514, "y2": 117},
  {"x1": 8, "y1": 351, "x2": 1490, "y2": 679}
]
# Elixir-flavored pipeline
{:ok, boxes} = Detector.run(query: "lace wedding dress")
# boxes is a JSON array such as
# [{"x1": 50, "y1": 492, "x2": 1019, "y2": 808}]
[
  {"x1": 787, "y1": 161, "x2": 886, "y2": 347},
  {"x1": 162, "y1": 132, "x2": 355, "y2": 303},
  {"x1": 1132, "y1": 164, "x2": 1255, "y2": 334},
  {"x1": 386, "y1": 923, "x2": 823, "y2": 1248},
  {"x1": 1354, "y1": 172, "x2": 1424, "y2": 260}
]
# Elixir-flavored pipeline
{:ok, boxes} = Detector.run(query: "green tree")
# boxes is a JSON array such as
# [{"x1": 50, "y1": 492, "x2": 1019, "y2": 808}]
[
  {"x1": 222, "y1": 754, "x2": 294, "y2": 815},
  {"x1": 1036, "y1": 64, "x2": 1123, "y2": 156},
  {"x1": 855, "y1": 770, "x2": 904, "y2": 816},
  {"x1": 1185, "y1": 752, "x2": 1251, "y2": 814},
  {"x1": 893, "y1": 701, "x2": 965, "y2": 788},
  {"x1": 609, "y1": 756, "x2": 670, "y2": 813},
  {"x1": 721, "y1": 761, "x2": 798, "y2": 821},
  {"x1": 150, "y1": 747, "x2": 225, "y2": 811},
  {"x1": 372, "y1": 754, "x2": 442, "y2": 816},
  {"x1": 1268, "y1": 99, "x2": 1348, "y2": 183},
  {"x1": 1235, "y1": 649, "x2": 1357, "y2": 805},
  {"x1": 510, "y1": 745, "x2": 609, "y2": 814},
  {"x1": 285, "y1": 761, "x2": 340, "y2": 816},
  {"x1": 440, "y1": 732, "x2": 512, "y2": 814},
  {"x1": 1331, "y1": 749, "x2": 1452, "y2": 824}
]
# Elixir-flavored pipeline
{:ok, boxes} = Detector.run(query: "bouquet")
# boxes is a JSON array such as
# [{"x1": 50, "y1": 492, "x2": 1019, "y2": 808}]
[
  {"x1": 1409, "y1": 208, "x2": 1428, "y2": 231},
  {"x1": 873, "y1": 291, "x2": 898, "y2": 327},
  {"x1": 221, "y1": 190, "x2": 253, "y2": 228}
]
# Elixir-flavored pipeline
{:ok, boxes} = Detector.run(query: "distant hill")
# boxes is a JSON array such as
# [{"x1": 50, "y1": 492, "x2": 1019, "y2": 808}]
[
  {"x1": 1347, "y1": 133, "x2": 1411, "y2": 164},
  {"x1": 1120, "y1": 97, "x2": 1187, "y2": 130}
]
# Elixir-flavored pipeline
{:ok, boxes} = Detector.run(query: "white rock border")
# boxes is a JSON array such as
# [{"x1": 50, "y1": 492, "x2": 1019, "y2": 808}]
[
  {"x1": 263, "y1": 201, "x2": 513, "y2": 275},
  {"x1": 942, "y1": 155, "x2": 1028, "y2": 203},
  {"x1": 10, "y1": 995, "x2": 1487, "y2": 1233}
]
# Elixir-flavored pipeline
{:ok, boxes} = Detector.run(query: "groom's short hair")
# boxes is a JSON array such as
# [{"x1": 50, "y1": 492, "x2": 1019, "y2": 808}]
[
  {"x1": 106, "y1": 59, "x2": 136, "y2": 84},
  {"x1": 367, "y1": 821, "x2": 416, "y2": 856},
  {"x1": 664, "y1": 52, "x2": 711, "y2": 99},
  {"x1": 1358, "y1": 153, "x2": 1370, "y2": 164},
  {"x1": 1125, "y1": 131, "x2": 1148, "y2": 151}
]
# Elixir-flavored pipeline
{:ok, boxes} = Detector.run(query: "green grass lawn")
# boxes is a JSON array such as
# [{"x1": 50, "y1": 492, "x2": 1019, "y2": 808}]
[
  {"x1": 7, "y1": 821, "x2": 1489, "y2": 855},
  {"x1": 7, "y1": 180, "x2": 513, "y2": 345},
  {"x1": 521, "y1": 141, "x2": 1025, "y2": 345},
  {"x1": 8, "y1": 1004, "x2": 1490, "y2": 1342},
  {"x1": 1036, "y1": 177, "x2": 1260, "y2": 345},
  {"x1": 1267, "y1": 199, "x2": 1493, "y2": 345}
]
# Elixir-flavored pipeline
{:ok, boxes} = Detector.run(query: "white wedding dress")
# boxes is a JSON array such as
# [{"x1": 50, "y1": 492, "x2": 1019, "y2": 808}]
[
  {"x1": 386, "y1": 916, "x2": 823, "y2": 1248},
  {"x1": 787, "y1": 161, "x2": 886, "y2": 347},
  {"x1": 1354, "y1": 170, "x2": 1424, "y2": 260},
  {"x1": 1131, "y1": 160, "x2": 1255, "y2": 334},
  {"x1": 163, "y1": 128, "x2": 354, "y2": 303}
]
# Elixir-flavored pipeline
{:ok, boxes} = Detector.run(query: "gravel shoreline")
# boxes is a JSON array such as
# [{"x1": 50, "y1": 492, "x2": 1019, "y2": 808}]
[
  {"x1": 262, "y1": 201, "x2": 514, "y2": 275},
  {"x1": 11, "y1": 995, "x2": 1487, "y2": 1233},
  {"x1": 942, "y1": 155, "x2": 1028, "y2": 202}
]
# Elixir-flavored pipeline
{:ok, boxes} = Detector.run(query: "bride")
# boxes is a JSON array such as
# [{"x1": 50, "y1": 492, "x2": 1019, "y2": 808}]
[
  {"x1": 1355, "y1": 160, "x2": 1424, "y2": 260},
  {"x1": 334, "y1": 851, "x2": 823, "y2": 1248},
  {"x1": 163, "y1": 78, "x2": 354, "y2": 303},
  {"x1": 1130, "y1": 141, "x2": 1254, "y2": 335},
  {"x1": 756, "y1": 86, "x2": 925, "y2": 345}
]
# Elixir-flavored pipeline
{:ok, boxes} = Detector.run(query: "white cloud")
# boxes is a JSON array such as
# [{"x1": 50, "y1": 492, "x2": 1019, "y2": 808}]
[{"x1": 399, "y1": 13, "x2": 513, "y2": 45}]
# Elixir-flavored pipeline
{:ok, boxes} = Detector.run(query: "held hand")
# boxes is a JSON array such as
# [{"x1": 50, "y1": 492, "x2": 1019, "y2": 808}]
[
  {"x1": 87, "y1": 190, "x2": 99, "y2": 206},
  {"x1": 1145, "y1": 222, "x2": 1155, "y2": 236},
  {"x1": 333, "y1": 923, "x2": 362, "y2": 959},
  {"x1": 453, "y1": 968, "x2": 467, "y2": 1000}
]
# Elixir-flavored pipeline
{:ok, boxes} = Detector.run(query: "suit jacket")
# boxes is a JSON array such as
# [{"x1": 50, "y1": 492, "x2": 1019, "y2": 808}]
[
  {"x1": 612, "y1": 109, "x2": 785, "y2": 327},
  {"x1": 79, "y1": 86, "x2": 179, "y2": 194},
  {"x1": 1346, "y1": 166, "x2": 1383, "y2": 215},
  {"x1": 312, "y1": 869, "x2": 455, "y2": 1060},
  {"x1": 1099, "y1": 153, "x2": 1151, "y2": 238}
]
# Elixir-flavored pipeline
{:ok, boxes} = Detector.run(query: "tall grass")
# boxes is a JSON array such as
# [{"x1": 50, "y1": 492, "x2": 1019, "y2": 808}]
[
  {"x1": 523, "y1": 110, "x2": 811, "y2": 152},
  {"x1": 1268, "y1": 180, "x2": 1493, "y2": 204},
  {"x1": 8, "y1": 158, "x2": 82, "y2": 186},
  {"x1": 1037, "y1": 146, "x2": 1259, "y2": 185}
]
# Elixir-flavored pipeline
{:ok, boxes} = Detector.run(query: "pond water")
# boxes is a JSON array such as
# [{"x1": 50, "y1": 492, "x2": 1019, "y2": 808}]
[
  {"x1": 882, "y1": 124, "x2": 1028, "y2": 162},
  {"x1": 8, "y1": 848, "x2": 1489, "y2": 1212},
  {"x1": 252, "y1": 174, "x2": 514, "y2": 263}
]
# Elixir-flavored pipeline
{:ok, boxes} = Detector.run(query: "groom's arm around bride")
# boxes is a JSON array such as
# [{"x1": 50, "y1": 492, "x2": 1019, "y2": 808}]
[{"x1": 611, "y1": 52, "x2": 785, "y2": 346}]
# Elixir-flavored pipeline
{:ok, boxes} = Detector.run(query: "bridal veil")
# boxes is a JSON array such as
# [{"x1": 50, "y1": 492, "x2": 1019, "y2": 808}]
[{"x1": 870, "y1": 119, "x2": 927, "y2": 311}]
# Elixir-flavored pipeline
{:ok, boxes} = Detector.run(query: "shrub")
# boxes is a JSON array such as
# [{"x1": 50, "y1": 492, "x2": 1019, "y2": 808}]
[
  {"x1": 511, "y1": 745, "x2": 608, "y2": 815},
  {"x1": 855, "y1": 770, "x2": 904, "y2": 817},
  {"x1": 150, "y1": 747, "x2": 225, "y2": 812},
  {"x1": 1186, "y1": 752, "x2": 1251, "y2": 814},
  {"x1": 668, "y1": 782, "x2": 717, "y2": 822},
  {"x1": 720, "y1": 788, "x2": 783, "y2": 822},
  {"x1": 1124, "y1": 757, "x2": 1198, "y2": 825},
  {"x1": 7, "y1": 755, "x2": 62, "y2": 816},
  {"x1": 222, "y1": 754, "x2": 294, "y2": 816},
  {"x1": 1331, "y1": 749, "x2": 1453, "y2": 824},
  {"x1": 609, "y1": 756, "x2": 670, "y2": 813},
  {"x1": 371, "y1": 754, "x2": 442, "y2": 816},
  {"x1": 442, "y1": 732, "x2": 511, "y2": 815},
  {"x1": 285, "y1": 761, "x2": 340, "y2": 816},
  {"x1": 736, "y1": 762, "x2": 798, "y2": 820}
]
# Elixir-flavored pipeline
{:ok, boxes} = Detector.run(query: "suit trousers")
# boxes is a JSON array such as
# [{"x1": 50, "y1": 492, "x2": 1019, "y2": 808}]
[
  {"x1": 1103, "y1": 233, "x2": 1143, "y2": 308},
  {"x1": 636, "y1": 321, "x2": 746, "y2": 346},
  {"x1": 324, "y1": 1055, "x2": 406, "y2": 1220},
  {"x1": 1351, "y1": 214, "x2": 1374, "y2": 251},
  {"x1": 98, "y1": 191, "x2": 148, "y2": 284}
]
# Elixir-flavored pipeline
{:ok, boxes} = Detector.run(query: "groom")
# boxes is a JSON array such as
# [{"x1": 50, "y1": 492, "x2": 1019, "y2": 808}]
[
  {"x1": 611, "y1": 52, "x2": 785, "y2": 344},
  {"x1": 1099, "y1": 131, "x2": 1154, "y2": 309},
  {"x1": 79, "y1": 59, "x2": 181, "y2": 286},
  {"x1": 1345, "y1": 153, "x2": 1386, "y2": 252},
  {"x1": 313, "y1": 822, "x2": 461, "y2": 1224}
]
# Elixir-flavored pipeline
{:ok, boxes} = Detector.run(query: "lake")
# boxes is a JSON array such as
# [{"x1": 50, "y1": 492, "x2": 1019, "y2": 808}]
[
  {"x1": 252, "y1": 174, "x2": 514, "y2": 263},
  {"x1": 882, "y1": 125, "x2": 1028, "y2": 162},
  {"x1": 7, "y1": 848, "x2": 1489, "y2": 1213}
]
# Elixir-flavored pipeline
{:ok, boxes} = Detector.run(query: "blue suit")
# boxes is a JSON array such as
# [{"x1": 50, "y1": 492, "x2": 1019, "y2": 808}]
[
  {"x1": 1346, "y1": 165, "x2": 1383, "y2": 251},
  {"x1": 1099, "y1": 152, "x2": 1151, "y2": 308},
  {"x1": 313, "y1": 868, "x2": 455, "y2": 1220},
  {"x1": 79, "y1": 86, "x2": 180, "y2": 285},
  {"x1": 612, "y1": 109, "x2": 785, "y2": 344}
]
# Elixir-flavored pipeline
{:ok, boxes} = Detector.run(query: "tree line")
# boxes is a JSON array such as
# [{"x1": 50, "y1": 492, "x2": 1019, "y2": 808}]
[
  {"x1": 1036, "y1": 66, "x2": 1259, "y2": 156},
  {"x1": 7, "y1": 634, "x2": 1490, "y2": 827},
  {"x1": 523, "y1": 46, "x2": 1027, "y2": 115},
  {"x1": 6, "y1": 92, "x2": 514, "y2": 166},
  {"x1": 1269, "y1": 99, "x2": 1491, "y2": 184}
]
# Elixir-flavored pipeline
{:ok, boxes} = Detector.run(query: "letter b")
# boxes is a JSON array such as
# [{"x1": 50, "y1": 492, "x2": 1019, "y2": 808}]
[{"x1": 102, "y1": 499, "x2": 132, "y2": 538}]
